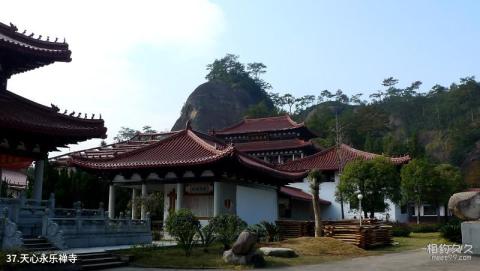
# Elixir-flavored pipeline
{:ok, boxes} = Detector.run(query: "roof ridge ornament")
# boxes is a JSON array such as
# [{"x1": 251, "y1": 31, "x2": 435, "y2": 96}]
[{"x1": 185, "y1": 119, "x2": 192, "y2": 130}]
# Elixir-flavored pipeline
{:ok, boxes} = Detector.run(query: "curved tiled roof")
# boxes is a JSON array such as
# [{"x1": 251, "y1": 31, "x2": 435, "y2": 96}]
[
  {"x1": 279, "y1": 144, "x2": 411, "y2": 171},
  {"x1": 0, "y1": 22, "x2": 71, "y2": 75},
  {"x1": 0, "y1": 90, "x2": 107, "y2": 139},
  {"x1": 215, "y1": 115, "x2": 306, "y2": 135},
  {"x1": 67, "y1": 127, "x2": 307, "y2": 182},
  {"x1": 279, "y1": 186, "x2": 331, "y2": 205},
  {"x1": 70, "y1": 129, "x2": 233, "y2": 169},
  {"x1": 235, "y1": 138, "x2": 314, "y2": 152}
]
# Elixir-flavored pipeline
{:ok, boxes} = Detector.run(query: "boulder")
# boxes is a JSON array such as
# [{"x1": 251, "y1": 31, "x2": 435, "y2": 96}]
[
  {"x1": 223, "y1": 249, "x2": 265, "y2": 267},
  {"x1": 259, "y1": 247, "x2": 298, "y2": 258},
  {"x1": 232, "y1": 231, "x2": 257, "y2": 255},
  {"x1": 223, "y1": 249, "x2": 248, "y2": 265},
  {"x1": 448, "y1": 191, "x2": 480, "y2": 220}
]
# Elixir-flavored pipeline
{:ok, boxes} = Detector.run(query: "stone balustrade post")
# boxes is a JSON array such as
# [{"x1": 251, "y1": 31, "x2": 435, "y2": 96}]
[
  {"x1": 98, "y1": 202, "x2": 104, "y2": 217},
  {"x1": 48, "y1": 193, "x2": 55, "y2": 210},
  {"x1": 146, "y1": 212, "x2": 151, "y2": 229},
  {"x1": 104, "y1": 211, "x2": 110, "y2": 232},
  {"x1": 126, "y1": 210, "x2": 132, "y2": 231},
  {"x1": 41, "y1": 208, "x2": 50, "y2": 236},
  {"x1": 75, "y1": 208, "x2": 82, "y2": 234}
]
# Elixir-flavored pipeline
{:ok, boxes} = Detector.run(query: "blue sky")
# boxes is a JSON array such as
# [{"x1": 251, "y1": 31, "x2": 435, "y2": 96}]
[{"x1": 3, "y1": 0, "x2": 479, "y2": 154}]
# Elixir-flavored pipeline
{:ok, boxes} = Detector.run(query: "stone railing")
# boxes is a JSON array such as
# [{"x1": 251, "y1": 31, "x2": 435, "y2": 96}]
[
  {"x1": 0, "y1": 192, "x2": 55, "y2": 223},
  {"x1": 0, "y1": 207, "x2": 23, "y2": 249}
]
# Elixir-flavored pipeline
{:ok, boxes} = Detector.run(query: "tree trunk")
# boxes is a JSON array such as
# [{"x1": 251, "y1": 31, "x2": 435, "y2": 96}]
[
  {"x1": 370, "y1": 211, "x2": 374, "y2": 219},
  {"x1": 363, "y1": 210, "x2": 368, "y2": 219},
  {"x1": 311, "y1": 179, "x2": 322, "y2": 237},
  {"x1": 416, "y1": 202, "x2": 420, "y2": 224},
  {"x1": 436, "y1": 202, "x2": 441, "y2": 223}
]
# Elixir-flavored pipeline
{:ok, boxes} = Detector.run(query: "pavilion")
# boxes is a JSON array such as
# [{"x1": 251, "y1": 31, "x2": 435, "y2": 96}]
[{"x1": 62, "y1": 123, "x2": 307, "y2": 225}]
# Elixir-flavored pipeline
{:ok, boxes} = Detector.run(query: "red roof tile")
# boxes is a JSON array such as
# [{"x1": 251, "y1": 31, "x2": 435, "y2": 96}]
[
  {"x1": 235, "y1": 139, "x2": 314, "y2": 152},
  {"x1": 215, "y1": 115, "x2": 306, "y2": 135},
  {"x1": 279, "y1": 144, "x2": 411, "y2": 171},
  {"x1": 279, "y1": 186, "x2": 331, "y2": 205},
  {"x1": 67, "y1": 128, "x2": 307, "y2": 183},
  {"x1": 0, "y1": 90, "x2": 107, "y2": 141}
]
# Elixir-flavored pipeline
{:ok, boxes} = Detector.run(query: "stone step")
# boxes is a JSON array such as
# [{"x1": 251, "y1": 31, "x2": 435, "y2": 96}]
[
  {"x1": 23, "y1": 242, "x2": 52, "y2": 247},
  {"x1": 80, "y1": 261, "x2": 127, "y2": 271},
  {"x1": 77, "y1": 252, "x2": 129, "y2": 270},
  {"x1": 80, "y1": 257, "x2": 119, "y2": 264},
  {"x1": 77, "y1": 252, "x2": 112, "y2": 259}
]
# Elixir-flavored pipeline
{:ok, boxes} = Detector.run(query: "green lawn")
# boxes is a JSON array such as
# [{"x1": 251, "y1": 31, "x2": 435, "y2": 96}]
[
  {"x1": 372, "y1": 232, "x2": 454, "y2": 253},
  {"x1": 116, "y1": 233, "x2": 452, "y2": 269}
]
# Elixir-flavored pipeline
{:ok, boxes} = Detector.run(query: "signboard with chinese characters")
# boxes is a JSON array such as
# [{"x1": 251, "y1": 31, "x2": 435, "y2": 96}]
[{"x1": 185, "y1": 183, "x2": 213, "y2": 195}]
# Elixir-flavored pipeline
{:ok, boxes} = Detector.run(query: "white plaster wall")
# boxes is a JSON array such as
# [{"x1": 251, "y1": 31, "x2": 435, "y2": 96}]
[
  {"x1": 236, "y1": 185, "x2": 278, "y2": 225},
  {"x1": 288, "y1": 172, "x2": 409, "y2": 222}
]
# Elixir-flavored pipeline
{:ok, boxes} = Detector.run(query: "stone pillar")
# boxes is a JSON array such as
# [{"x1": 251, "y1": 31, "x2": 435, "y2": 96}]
[
  {"x1": 213, "y1": 182, "x2": 222, "y2": 216},
  {"x1": 131, "y1": 188, "x2": 138, "y2": 219},
  {"x1": 175, "y1": 183, "x2": 184, "y2": 211},
  {"x1": 108, "y1": 184, "x2": 115, "y2": 219},
  {"x1": 277, "y1": 155, "x2": 281, "y2": 164},
  {"x1": 141, "y1": 183, "x2": 147, "y2": 220},
  {"x1": 32, "y1": 160, "x2": 45, "y2": 202}
]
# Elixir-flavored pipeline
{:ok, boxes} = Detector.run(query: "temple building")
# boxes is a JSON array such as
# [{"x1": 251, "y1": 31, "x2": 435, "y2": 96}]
[
  {"x1": 214, "y1": 115, "x2": 317, "y2": 164},
  {"x1": 0, "y1": 21, "x2": 107, "y2": 201},
  {"x1": 61, "y1": 123, "x2": 307, "y2": 225},
  {"x1": 0, "y1": 21, "x2": 116, "y2": 250},
  {"x1": 279, "y1": 144, "x2": 411, "y2": 222}
]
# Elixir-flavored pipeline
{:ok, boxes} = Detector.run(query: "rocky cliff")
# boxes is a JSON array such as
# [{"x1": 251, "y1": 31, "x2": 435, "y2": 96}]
[{"x1": 172, "y1": 81, "x2": 270, "y2": 133}]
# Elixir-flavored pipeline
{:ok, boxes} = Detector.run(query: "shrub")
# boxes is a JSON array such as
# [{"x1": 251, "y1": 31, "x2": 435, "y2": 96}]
[
  {"x1": 391, "y1": 223, "x2": 412, "y2": 237},
  {"x1": 260, "y1": 221, "x2": 280, "y2": 242},
  {"x1": 440, "y1": 219, "x2": 462, "y2": 243},
  {"x1": 210, "y1": 214, "x2": 247, "y2": 250},
  {"x1": 165, "y1": 209, "x2": 200, "y2": 256},
  {"x1": 197, "y1": 223, "x2": 216, "y2": 252},
  {"x1": 246, "y1": 223, "x2": 267, "y2": 241},
  {"x1": 410, "y1": 223, "x2": 441, "y2": 233}
]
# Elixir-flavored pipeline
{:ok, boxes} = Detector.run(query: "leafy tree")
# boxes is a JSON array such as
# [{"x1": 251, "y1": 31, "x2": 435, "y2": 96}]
[
  {"x1": 244, "y1": 101, "x2": 279, "y2": 118},
  {"x1": 282, "y1": 93, "x2": 297, "y2": 114},
  {"x1": 338, "y1": 157, "x2": 401, "y2": 218},
  {"x1": 307, "y1": 169, "x2": 325, "y2": 237},
  {"x1": 320, "y1": 89, "x2": 334, "y2": 101},
  {"x1": 400, "y1": 159, "x2": 433, "y2": 224},
  {"x1": 335, "y1": 89, "x2": 349, "y2": 103},
  {"x1": 295, "y1": 95, "x2": 316, "y2": 114},
  {"x1": 431, "y1": 164, "x2": 463, "y2": 221},
  {"x1": 210, "y1": 214, "x2": 247, "y2": 250},
  {"x1": 165, "y1": 209, "x2": 200, "y2": 256},
  {"x1": 247, "y1": 62, "x2": 267, "y2": 79},
  {"x1": 114, "y1": 125, "x2": 157, "y2": 142},
  {"x1": 114, "y1": 127, "x2": 138, "y2": 142}
]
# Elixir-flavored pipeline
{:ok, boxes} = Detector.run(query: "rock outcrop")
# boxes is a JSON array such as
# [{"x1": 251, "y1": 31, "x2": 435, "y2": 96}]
[
  {"x1": 171, "y1": 81, "x2": 273, "y2": 133},
  {"x1": 223, "y1": 231, "x2": 265, "y2": 267},
  {"x1": 448, "y1": 191, "x2": 480, "y2": 220}
]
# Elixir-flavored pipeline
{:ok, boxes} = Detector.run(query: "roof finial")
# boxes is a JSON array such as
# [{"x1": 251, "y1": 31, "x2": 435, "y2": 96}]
[
  {"x1": 185, "y1": 120, "x2": 192, "y2": 130},
  {"x1": 9, "y1": 23, "x2": 18, "y2": 31}
]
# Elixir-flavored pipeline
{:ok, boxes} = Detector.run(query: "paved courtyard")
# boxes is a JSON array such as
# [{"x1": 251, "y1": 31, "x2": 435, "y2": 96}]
[{"x1": 104, "y1": 249, "x2": 480, "y2": 271}]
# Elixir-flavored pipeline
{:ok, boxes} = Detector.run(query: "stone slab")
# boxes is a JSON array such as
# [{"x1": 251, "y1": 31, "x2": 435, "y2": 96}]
[{"x1": 461, "y1": 221, "x2": 480, "y2": 255}]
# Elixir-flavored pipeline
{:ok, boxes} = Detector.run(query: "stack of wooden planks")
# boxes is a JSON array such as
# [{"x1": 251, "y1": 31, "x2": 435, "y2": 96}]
[
  {"x1": 276, "y1": 220, "x2": 314, "y2": 239},
  {"x1": 323, "y1": 220, "x2": 392, "y2": 248}
]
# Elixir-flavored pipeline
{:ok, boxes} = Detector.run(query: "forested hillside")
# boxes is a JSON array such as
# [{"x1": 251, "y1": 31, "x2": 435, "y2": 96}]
[
  {"x1": 275, "y1": 77, "x2": 480, "y2": 186},
  {"x1": 170, "y1": 54, "x2": 479, "y2": 186}
]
